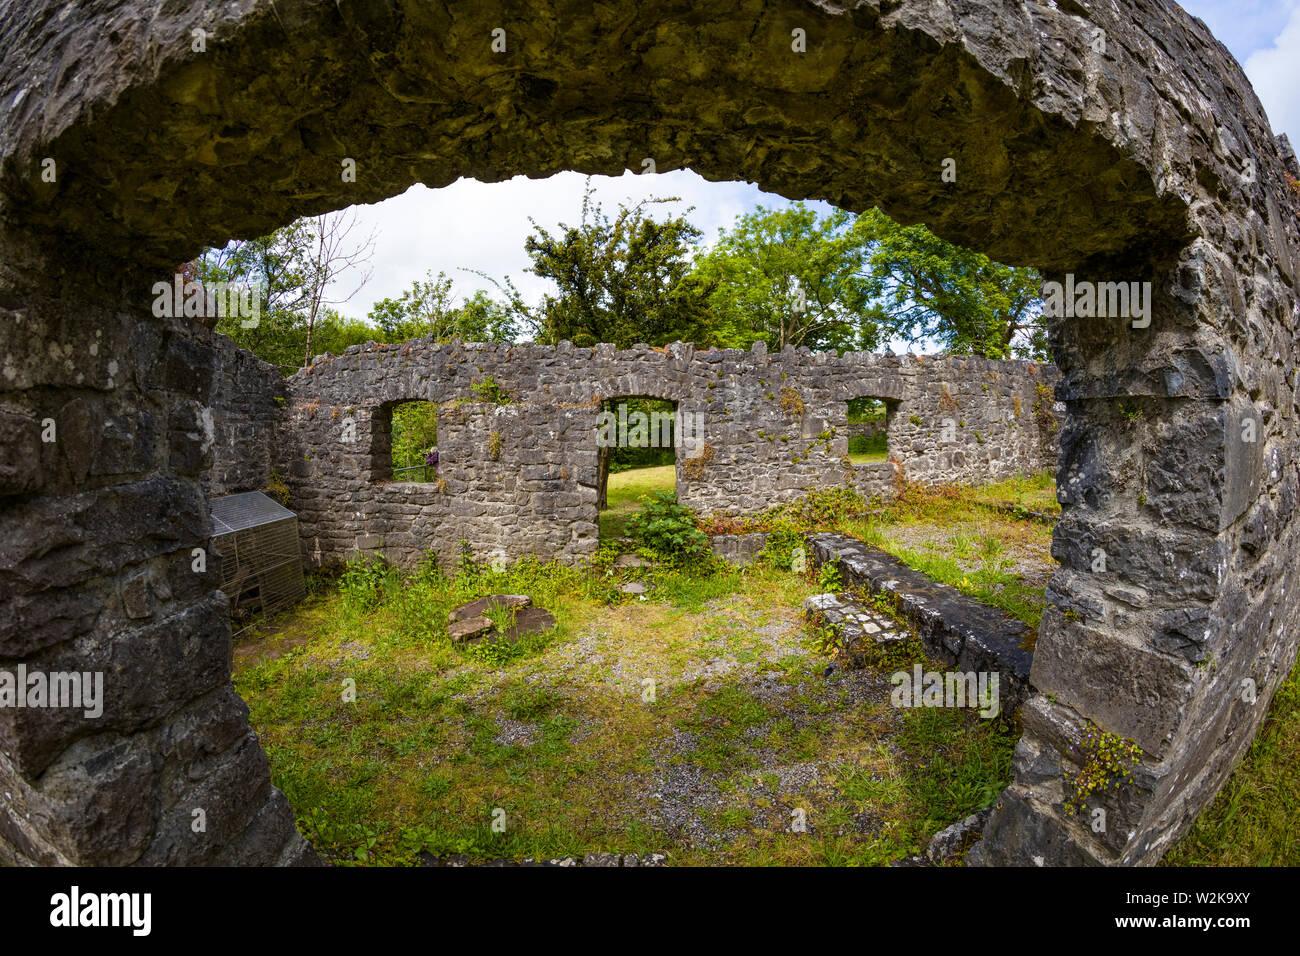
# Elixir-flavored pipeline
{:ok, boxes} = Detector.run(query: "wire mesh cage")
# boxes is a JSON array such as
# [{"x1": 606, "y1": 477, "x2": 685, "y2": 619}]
[{"x1": 209, "y1": 492, "x2": 305, "y2": 627}]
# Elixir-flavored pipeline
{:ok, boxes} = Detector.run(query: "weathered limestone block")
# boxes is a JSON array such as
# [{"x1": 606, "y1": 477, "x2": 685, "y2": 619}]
[{"x1": 708, "y1": 533, "x2": 769, "y2": 566}]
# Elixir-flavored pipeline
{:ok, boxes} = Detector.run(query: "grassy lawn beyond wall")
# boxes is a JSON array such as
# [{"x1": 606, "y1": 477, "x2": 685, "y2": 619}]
[{"x1": 600, "y1": 464, "x2": 676, "y2": 539}]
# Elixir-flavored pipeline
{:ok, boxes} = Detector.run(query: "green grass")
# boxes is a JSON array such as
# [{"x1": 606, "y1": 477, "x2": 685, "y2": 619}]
[
  {"x1": 848, "y1": 432, "x2": 889, "y2": 465},
  {"x1": 895, "y1": 707, "x2": 1018, "y2": 834},
  {"x1": 601, "y1": 464, "x2": 676, "y2": 539},
  {"x1": 232, "y1": 476, "x2": 1298, "y2": 868},
  {"x1": 843, "y1": 522, "x2": 1047, "y2": 629},
  {"x1": 1163, "y1": 656, "x2": 1300, "y2": 865},
  {"x1": 232, "y1": 540, "x2": 1026, "y2": 867},
  {"x1": 835, "y1": 481, "x2": 1055, "y2": 630},
  {"x1": 968, "y1": 470, "x2": 1060, "y2": 514}
]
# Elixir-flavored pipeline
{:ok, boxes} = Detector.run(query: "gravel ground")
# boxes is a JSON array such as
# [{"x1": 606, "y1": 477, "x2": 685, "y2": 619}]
[{"x1": 533, "y1": 593, "x2": 912, "y2": 851}]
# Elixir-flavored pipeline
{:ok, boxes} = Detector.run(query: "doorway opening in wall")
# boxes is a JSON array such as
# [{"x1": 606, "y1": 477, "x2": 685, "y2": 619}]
[
  {"x1": 389, "y1": 400, "x2": 440, "y2": 483},
  {"x1": 846, "y1": 397, "x2": 893, "y2": 465},
  {"x1": 598, "y1": 397, "x2": 678, "y2": 542}
]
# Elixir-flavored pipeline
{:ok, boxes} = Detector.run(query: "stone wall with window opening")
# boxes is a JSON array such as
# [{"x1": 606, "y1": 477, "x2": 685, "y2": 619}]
[
  {"x1": 276, "y1": 339, "x2": 1060, "y2": 570},
  {"x1": 3, "y1": 0, "x2": 1294, "y2": 871}
]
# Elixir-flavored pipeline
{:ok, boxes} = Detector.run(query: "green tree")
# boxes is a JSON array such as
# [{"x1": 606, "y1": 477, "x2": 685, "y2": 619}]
[
  {"x1": 193, "y1": 220, "x2": 311, "y2": 372},
  {"x1": 486, "y1": 181, "x2": 716, "y2": 348},
  {"x1": 193, "y1": 210, "x2": 377, "y2": 373},
  {"x1": 368, "y1": 271, "x2": 516, "y2": 343},
  {"x1": 311, "y1": 308, "x2": 383, "y2": 359},
  {"x1": 852, "y1": 209, "x2": 1045, "y2": 359},
  {"x1": 390, "y1": 401, "x2": 439, "y2": 479},
  {"x1": 691, "y1": 203, "x2": 878, "y2": 352}
]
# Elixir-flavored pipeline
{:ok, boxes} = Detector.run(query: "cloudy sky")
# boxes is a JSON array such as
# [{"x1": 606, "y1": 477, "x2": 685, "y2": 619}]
[{"x1": 326, "y1": 1, "x2": 1300, "y2": 322}]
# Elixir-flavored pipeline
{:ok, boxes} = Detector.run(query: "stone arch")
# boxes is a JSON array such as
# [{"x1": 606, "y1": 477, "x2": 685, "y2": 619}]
[{"x1": 1, "y1": 0, "x2": 1296, "y2": 866}]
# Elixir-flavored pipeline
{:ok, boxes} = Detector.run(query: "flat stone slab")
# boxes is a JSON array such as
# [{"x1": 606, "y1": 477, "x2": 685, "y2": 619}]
[
  {"x1": 808, "y1": 533, "x2": 1035, "y2": 709},
  {"x1": 613, "y1": 553, "x2": 655, "y2": 568},
  {"x1": 497, "y1": 606, "x2": 557, "y2": 644},
  {"x1": 804, "y1": 592, "x2": 908, "y2": 669},
  {"x1": 448, "y1": 615, "x2": 493, "y2": 643},
  {"x1": 620, "y1": 581, "x2": 648, "y2": 595},
  {"x1": 708, "y1": 532, "x2": 769, "y2": 566},
  {"x1": 449, "y1": 594, "x2": 531, "y2": 623},
  {"x1": 447, "y1": 594, "x2": 553, "y2": 645}
]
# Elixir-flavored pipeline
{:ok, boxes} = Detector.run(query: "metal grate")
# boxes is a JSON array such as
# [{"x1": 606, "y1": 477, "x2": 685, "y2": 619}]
[
  {"x1": 210, "y1": 492, "x2": 305, "y2": 625},
  {"x1": 210, "y1": 491, "x2": 298, "y2": 535}
]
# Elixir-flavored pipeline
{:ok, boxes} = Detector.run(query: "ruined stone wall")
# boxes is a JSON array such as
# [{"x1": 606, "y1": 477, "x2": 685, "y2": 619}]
[
  {"x1": 847, "y1": 354, "x2": 1062, "y2": 501},
  {"x1": 197, "y1": 325, "x2": 286, "y2": 498},
  {"x1": 280, "y1": 339, "x2": 1058, "y2": 570},
  {"x1": 2, "y1": 0, "x2": 1296, "y2": 870}
]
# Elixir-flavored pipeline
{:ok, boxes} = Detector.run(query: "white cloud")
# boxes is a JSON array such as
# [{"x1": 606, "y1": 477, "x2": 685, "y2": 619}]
[
  {"x1": 1243, "y1": 5, "x2": 1300, "y2": 141},
  {"x1": 1178, "y1": 0, "x2": 1297, "y2": 66},
  {"x1": 328, "y1": 171, "x2": 826, "y2": 321}
]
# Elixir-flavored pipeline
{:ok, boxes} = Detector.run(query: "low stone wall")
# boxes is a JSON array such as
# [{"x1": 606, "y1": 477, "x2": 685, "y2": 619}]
[
  {"x1": 709, "y1": 532, "x2": 770, "y2": 566},
  {"x1": 809, "y1": 532, "x2": 1035, "y2": 710},
  {"x1": 278, "y1": 340, "x2": 1060, "y2": 571}
]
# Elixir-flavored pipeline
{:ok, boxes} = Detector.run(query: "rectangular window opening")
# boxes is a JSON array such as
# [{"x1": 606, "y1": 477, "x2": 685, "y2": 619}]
[
  {"x1": 387, "y1": 400, "x2": 440, "y2": 483},
  {"x1": 847, "y1": 397, "x2": 893, "y2": 466}
]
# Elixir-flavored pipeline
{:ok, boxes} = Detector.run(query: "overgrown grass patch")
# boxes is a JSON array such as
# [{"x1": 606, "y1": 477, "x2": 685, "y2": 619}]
[
  {"x1": 896, "y1": 707, "x2": 1019, "y2": 834},
  {"x1": 968, "y1": 470, "x2": 1060, "y2": 514},
  {"x1": 601, "y1": 463, "x2": 675, "y2": 539},
  {"x1": 835, "y1": 479, "x2": 1055, "y2": 629},
  {"x1": 1163, "y1": 656, "x2": 1300, "y2": 866},
  {"x1": 234, "y1": 539, "x2": 1033, "y2": 867},
  {"x1": 232, "y1": 477, "x2": 1296, "y2": 868}
]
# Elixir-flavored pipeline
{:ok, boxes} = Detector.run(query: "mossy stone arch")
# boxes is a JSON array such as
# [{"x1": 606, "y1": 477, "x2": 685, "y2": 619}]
[{"x1": 1, "y1": 0, "x2": 1296, "y2": 865}]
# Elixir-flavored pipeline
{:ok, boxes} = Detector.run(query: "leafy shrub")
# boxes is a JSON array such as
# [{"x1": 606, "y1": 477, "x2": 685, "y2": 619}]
[
  {"x1": 758, "y1": 516, "x2": 804, "y2": 569},
  {"x1": 816, "y1": 560, "x2": 843, "y2": 592},
  {"x1": 471, "y1": 376, "x2": 512, "y2": 404},
  {"x1": 625, "y1": 492, "x2": 710, "y2": 563},
  {"x1": 456, "y1": 539, "x2": 480, "y2": 580},
  {"x1": 339, "y1": 554, "x2": 392, "y2": 611}
]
